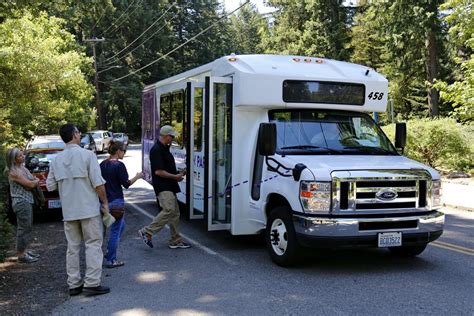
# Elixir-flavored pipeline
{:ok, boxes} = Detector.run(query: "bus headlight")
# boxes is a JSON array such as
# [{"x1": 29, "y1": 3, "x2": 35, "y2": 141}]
[
  {"x1": 430, "y1": 180, "x2": 442, "y2": 209},
  {"x1": 300, "y1": 181, "x2": 331, "y2": 213}
]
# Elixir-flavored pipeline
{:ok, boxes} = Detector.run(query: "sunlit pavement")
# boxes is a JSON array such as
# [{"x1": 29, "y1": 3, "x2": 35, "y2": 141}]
[{"x1": 51, "y1": 144, "x2": 474, "y2": 315}]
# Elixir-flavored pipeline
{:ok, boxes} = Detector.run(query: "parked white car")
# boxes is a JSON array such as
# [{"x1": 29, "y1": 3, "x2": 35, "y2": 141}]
[
  {"x1": 90, "y1": 130, "x2": 113, "y2": 153},
  {"x1": 113, "y1": 132, "x2": 129, "y2": 148}
]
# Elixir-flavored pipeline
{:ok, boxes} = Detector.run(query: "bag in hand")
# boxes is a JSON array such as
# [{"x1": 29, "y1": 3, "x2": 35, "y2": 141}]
[{"x1": 110, "y1": 206, "x2": 125, "y2": 220}]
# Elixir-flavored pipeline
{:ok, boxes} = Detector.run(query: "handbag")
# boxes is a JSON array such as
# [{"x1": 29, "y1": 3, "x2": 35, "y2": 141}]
[
  {"x1": 110, "y1": 206, "x2": 125, "y2": 220},
  {"x1": 32, "y1": 185, "x2": 45, "y2": 207}
]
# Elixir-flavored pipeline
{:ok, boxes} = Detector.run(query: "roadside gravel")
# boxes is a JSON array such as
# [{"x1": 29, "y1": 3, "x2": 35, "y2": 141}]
[{"x1": 0, "y1": 212, "x2": 68, "y2": 315}]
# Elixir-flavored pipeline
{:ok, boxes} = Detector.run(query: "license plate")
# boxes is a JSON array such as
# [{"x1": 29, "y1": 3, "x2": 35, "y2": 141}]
[
  {"x1": 378, "y1": 232, "x2": 402, "y2": 247},
  {"x1": 48, "y1": 200, "x2": 62, "y2": 209}
]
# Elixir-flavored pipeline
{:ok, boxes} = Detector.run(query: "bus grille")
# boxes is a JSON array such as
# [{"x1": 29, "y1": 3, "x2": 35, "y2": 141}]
[{"x1": 332, "y1": 171, "x2": 431, "y2": 213}]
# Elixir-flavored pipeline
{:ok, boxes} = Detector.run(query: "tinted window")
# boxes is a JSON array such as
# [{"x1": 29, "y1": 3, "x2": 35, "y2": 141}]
[{"x1": 283, "y1": 80, "x2": 365, "y2": 105}]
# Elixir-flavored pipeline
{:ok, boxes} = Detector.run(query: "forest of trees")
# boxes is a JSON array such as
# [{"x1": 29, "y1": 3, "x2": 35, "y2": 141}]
[{"x1": 0, "y1": 0, "x2": 472, "y2": 145}]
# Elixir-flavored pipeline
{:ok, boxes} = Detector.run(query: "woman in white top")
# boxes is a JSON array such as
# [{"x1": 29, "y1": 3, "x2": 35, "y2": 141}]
[{"x1": 4, "y1": 147, "x2": 41, "y2": 263}]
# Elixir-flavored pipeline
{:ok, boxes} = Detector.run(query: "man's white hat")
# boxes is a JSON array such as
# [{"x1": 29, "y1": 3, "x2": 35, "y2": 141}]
[{"x1": 160, "y1": 125, "x2": 179, "y2": 137}]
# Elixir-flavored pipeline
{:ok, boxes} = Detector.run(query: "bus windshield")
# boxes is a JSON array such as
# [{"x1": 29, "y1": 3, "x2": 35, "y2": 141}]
[{"x1": 269, "y1": 110, "x2": 397, "y2": 155}]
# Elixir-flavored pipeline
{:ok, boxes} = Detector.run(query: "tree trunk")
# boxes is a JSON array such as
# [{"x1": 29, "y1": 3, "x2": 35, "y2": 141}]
[{"x1": 425, "y1": 0, "x2": 439, "y2": 118}]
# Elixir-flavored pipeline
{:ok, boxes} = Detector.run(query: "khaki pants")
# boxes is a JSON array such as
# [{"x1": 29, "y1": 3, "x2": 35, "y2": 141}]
[
  {"x1": 144, "y1": 191, "x2": 181, "y2": 243},
  {"x1": 64, "y1": 215, "x2": 103, "y2": 289}
]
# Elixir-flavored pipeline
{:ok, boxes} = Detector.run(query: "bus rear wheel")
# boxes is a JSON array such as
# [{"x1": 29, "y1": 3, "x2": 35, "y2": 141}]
[{"x1": 266, "y1": 207, "x2": 299, "y2": 267}]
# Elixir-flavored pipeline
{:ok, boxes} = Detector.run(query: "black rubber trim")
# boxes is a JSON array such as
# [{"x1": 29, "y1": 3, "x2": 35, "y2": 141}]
[{"x1": 296, "y1": 230, "x2": 443, "y2": 249}]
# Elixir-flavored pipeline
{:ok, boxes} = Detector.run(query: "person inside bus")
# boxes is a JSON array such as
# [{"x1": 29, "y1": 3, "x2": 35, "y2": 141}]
[{"x1": 138, "y1": 125, "x2": 191, "y2": 249}]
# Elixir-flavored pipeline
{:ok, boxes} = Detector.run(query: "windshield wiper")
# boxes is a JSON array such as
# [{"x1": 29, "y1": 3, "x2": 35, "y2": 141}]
[
  {"x1": 280, "y1": 145, "x2": 343, "y2": 154},
  {"x1": 343, "y1": 146, "x2": 397, "y2": 155}
]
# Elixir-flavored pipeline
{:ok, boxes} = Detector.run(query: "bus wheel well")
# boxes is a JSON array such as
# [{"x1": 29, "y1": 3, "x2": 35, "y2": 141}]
[{"x1": 265, "y1": 193, "x2": 291, "y2": 219}]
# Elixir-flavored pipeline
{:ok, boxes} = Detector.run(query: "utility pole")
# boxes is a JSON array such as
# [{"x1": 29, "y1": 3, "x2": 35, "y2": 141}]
[{"x1": 84, "y1": 37, "x2": 105, "y2": 129}]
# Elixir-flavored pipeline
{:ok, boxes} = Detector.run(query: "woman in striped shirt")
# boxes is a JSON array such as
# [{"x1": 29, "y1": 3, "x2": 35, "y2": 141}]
[{"x1": 4, "y1": 147, "x2": 41, "y2": 263}]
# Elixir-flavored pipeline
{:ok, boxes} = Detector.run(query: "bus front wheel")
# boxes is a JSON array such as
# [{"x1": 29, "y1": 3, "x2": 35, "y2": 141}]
[{"x1": 266, "y1": 207, "x2": 299, "y2": 267}]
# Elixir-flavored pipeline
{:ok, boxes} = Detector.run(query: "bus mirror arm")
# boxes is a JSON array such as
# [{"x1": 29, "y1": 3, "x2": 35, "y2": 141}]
[
  {"x1": 395, "y1": 122, "x2": 406, "y2": 154},
  {"x1": 265, "y1": 157, "x2": 292, "y2": 178}
]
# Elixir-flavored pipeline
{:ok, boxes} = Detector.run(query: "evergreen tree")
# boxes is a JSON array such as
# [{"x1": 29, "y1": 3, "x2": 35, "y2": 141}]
[
  {"x1": 436, "y1": 0, "x2": 473, "y2": 123},
  {"x1": 228, "y1": 2, "x2": 268, "y2": 54},
  {"x1": 263, "y1": 0, "x2": 350, "y2": 60},
  {"x1": 349, "y1": 0, "x2": 448, "y2": 119}
]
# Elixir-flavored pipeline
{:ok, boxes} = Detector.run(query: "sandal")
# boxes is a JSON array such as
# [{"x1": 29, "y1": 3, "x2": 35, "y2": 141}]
[{"x1": 105, "y1": 260, "x2": 125, "y2": 269}]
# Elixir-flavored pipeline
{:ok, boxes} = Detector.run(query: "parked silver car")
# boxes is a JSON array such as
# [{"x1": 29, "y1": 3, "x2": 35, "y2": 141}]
[
  {"x1": 90, "y1": 130, "x2": 113, "y2": 153},
  {"x1": 113, "y1": 132, "x2": 129, "y2": 148},
  {"x1": 26, "y1": 135, "x2": 65, "y2": 150}
]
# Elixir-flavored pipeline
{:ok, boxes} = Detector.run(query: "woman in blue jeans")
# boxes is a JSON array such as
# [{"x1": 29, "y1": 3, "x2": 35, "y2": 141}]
[{"x1": 100, "y1": 141, "x2": 142, "y2": 268}]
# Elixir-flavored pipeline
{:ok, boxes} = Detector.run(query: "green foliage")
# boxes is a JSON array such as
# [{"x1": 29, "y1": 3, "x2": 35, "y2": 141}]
[
  {"x1": 263, "y1": 0, "x2": 350, "y2": 60},
  {"x1": 435, "y1": 0, "x2": 474, "y2": 123},
  {"x1": 0, "y1": 146, "x2": 14, "y2": 262},
  {"x1": 0, "y1": 11, "x2": 95, "y2": 146},
  {"x1": 228, "y1": 2, "x2": 268, "y2": 54},
  {"x1": 382, "y1": 118, "x2": 473, "y2": 172},
  {"x1": 349, "y1": 1, "x2": 451, "y2": 119}
]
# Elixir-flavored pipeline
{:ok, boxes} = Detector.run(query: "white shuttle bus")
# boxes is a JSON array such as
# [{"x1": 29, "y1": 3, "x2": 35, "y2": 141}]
[{"x1": 141, "y1": 54, "x2": 444, "y2": 266}]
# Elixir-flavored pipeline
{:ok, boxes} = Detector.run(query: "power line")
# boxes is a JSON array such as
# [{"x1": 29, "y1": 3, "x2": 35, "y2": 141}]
[
  {"x1": 102, "y1": 2, "x2": 177, "y2": 65},
  {"x1": 97, "y1": 0, "x2": 142, "y2": 38},
  {"x1": 91, "y1": 7, "x2": 108, "y2": 34},
  {"x1": 101, "y1": 1, "x2": 250, "y2": 83},
  {"x1": 102, "y1": 13, "x2": 178, "y2": 69}
]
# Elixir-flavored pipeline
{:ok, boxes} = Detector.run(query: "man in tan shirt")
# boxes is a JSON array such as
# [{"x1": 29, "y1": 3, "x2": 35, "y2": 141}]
[{"x1": 47, "y1": 123, "x2": 110, "y2": 297}]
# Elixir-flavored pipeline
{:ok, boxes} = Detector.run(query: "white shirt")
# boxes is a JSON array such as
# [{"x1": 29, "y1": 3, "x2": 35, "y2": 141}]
[{"x1": 47, "y1": 144, "x2": 105, "y2": 221}]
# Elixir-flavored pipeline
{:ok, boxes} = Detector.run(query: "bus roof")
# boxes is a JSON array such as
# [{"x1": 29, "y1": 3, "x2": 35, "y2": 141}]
[{"x1": 144, "y1": 54, "x2": 389, "y2": 112}]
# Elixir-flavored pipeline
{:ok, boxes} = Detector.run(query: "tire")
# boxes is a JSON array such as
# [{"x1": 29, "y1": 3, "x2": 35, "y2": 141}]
[
  {"x1": 389, "y1": 243, "x2": 427, "y2": 257},
  {"x1": 266, "y1": 206, "x2": 299, "y2": 267}
]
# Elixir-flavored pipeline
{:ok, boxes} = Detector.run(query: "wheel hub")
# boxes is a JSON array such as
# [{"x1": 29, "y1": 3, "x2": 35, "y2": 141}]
[{"x1": 270, "y1": 219, "x2": 288, "y2": 256}]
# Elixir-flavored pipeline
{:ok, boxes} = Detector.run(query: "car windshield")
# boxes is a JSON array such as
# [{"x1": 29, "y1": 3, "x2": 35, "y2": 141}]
[
  {"x1": 25, "y1": 150, "x2": 62, "y2": 173},
  {"x1": 29, "y1": 141, "x2": 65, "y2": 149},
  {"x1": 269, "y1": 110, "x2": 397, "y2": 155},
  {"x1": 92, "y1": 133, "x2": 101, "y2": 139},
  {"x1": 81, "y1": 135, "x2": 90, "y2": 143},
  {"x1": 114, "y1": 133, "x2": 123, "y2": 137}
]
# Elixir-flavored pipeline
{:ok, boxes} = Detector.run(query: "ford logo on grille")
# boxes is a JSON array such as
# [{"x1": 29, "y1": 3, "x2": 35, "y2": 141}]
[{"x1": 376, "y1": 189, "x2": 398, "y2": 201}]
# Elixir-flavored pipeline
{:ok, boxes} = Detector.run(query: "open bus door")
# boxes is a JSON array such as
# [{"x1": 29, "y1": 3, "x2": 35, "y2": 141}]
[
  {"x1": 142, "y1": 89, "x2": 157, "y2": 183},
  {"x1": 204, "y1": 76, "x2": 233, "y2": 231},
  {"x1": 186, "y1": 82, "x2": 205, "y2": 219}
]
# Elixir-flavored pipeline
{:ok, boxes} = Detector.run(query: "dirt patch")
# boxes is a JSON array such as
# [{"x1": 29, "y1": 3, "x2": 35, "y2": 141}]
[{"x1": 0, "y1": 212, "x2": 69, "y2": 315}]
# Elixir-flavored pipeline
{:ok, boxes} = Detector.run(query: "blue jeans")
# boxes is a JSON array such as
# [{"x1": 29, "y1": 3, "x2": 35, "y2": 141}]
[{"x1": 106, "y1": 199, "x2": 125, "y2": 263}]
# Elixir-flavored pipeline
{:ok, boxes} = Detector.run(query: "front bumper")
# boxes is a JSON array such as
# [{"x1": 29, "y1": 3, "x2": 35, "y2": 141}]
[{"x1": 293, "y1": 211, "x2": 444, "y2": 248}]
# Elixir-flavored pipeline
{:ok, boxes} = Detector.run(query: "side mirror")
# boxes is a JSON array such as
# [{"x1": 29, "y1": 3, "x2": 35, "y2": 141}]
[
  {"x1": 395, "y1": 122, "x2": 406, "y2": 152},
  {"x1": 258, "y1": 123, "x2": 276, "y2": 156}
]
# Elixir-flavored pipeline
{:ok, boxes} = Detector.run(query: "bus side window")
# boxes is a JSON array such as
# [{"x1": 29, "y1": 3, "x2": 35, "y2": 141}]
[
  {"x1": 194, "y1": 87, "x2": 203, "y2": 151},
  {"x1": 160, "y1": 94, "x2": 171, "y2": 126},
  {"x1": 171, "y1": 90, "x2": 185, "y2": 148}
]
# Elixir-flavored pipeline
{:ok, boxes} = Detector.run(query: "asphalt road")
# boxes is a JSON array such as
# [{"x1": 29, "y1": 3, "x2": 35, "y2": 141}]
[{"x1": 52, "y1": 144, "x2": 474, "y2": 315}]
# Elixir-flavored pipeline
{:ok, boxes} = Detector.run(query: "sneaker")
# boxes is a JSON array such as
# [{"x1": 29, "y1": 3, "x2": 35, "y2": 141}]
[
  {"x1": 138, "y1": 229, "x2": 153, "y2": 248},
  {"x1": 18, "y1": 254, "x2": 38, "y2": 263},
  {"x1": 105, "y1": 260, "x2": 125, "y2": 269},
  {"x1": 26, "y1": 250, "x2": 40, "y2": 258},
  {"x1": 168, "y1": 241, "x2": 191, "y2": 249}
]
